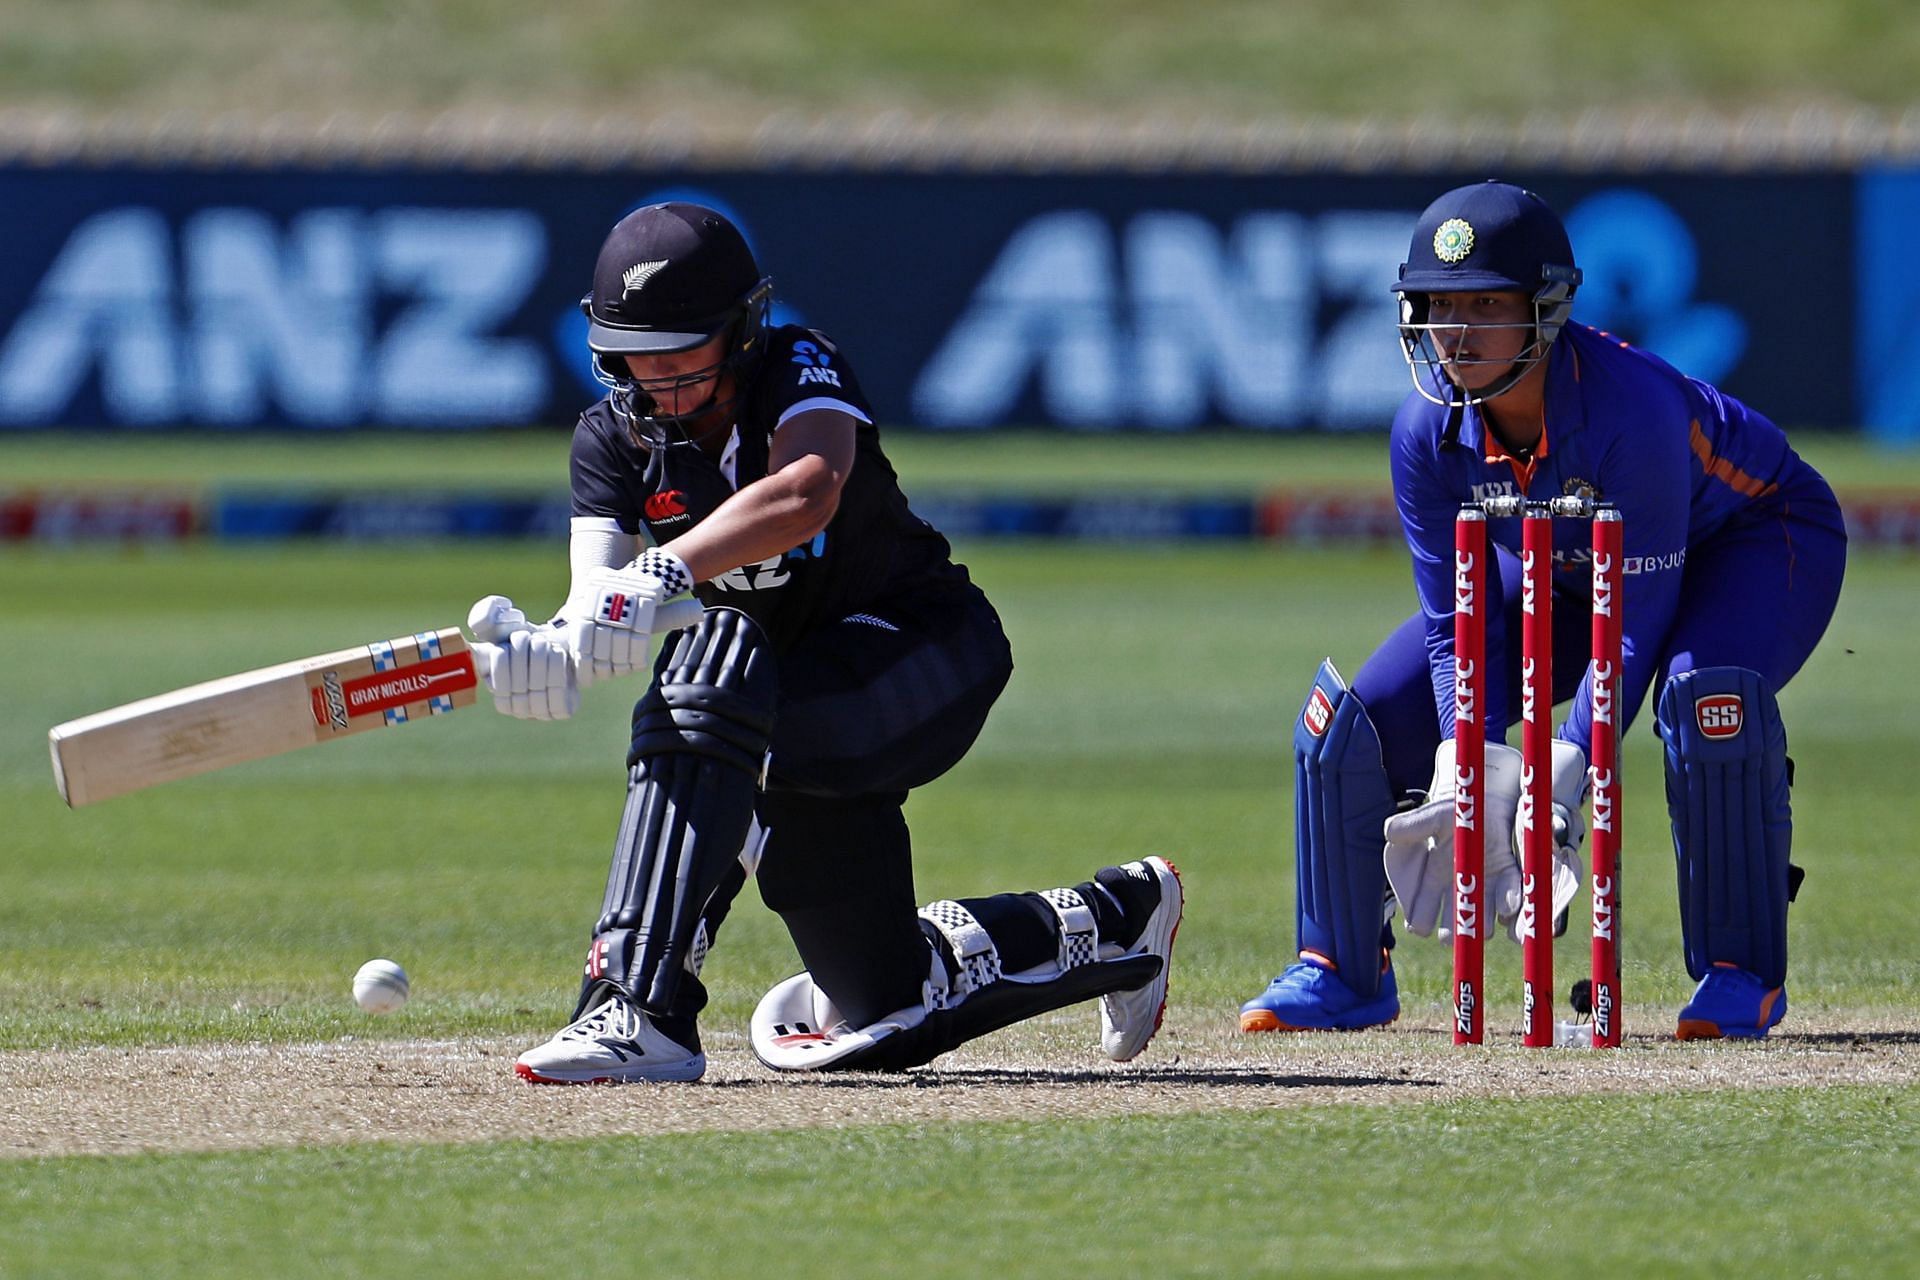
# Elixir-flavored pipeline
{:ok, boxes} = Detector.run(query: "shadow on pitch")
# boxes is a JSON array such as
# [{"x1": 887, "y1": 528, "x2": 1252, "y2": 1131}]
[
  {"x1": 704, "y1": 1066, "x2": 1436, "y2": 1091},
  {"x1": 1783, "y1": 1030, "x2": 1920, "y2": 1048}
]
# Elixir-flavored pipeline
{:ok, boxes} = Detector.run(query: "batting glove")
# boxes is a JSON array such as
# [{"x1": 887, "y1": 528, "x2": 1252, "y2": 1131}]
[
  {"x1": 468, "y1": 594, "x2": 579, "y2": 721},
  {"x1": 566, "y1": 548, "x2": 694, "y2": 687}
]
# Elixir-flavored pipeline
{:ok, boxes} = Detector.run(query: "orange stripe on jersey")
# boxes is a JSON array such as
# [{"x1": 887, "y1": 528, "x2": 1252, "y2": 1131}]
[
  {"x1": 1485, "y1": 415, "x2": 1550, "y2": 492},
  {"x1": 1689, "y1": 419, "x2": 1779, "y2": 500}
]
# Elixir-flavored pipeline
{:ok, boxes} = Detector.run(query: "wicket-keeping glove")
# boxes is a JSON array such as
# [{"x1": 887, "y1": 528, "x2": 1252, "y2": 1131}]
[
  {"x1": 1507, "y1": 739, "x2": 1589, "y2": 945},
  {"x1": 1382, "y1": 739, "x2": 1524, "y2": 943}
]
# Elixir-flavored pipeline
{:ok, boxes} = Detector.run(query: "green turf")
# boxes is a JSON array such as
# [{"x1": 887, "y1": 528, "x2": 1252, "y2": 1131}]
[
  {"x1": 3, "y1": 538, "x2": 1912, "y2": 1047},
  {"x1": 4, "y1": 434, "x2": 1915, "y2": 1277},
  {"x1": 4, "y1": 428, "x2": 1918, "y2": 493},
  {"x1": 1, "y1": 1, "x2": 1914, "y2": 122},
  {"x1": 6, "y1": 1089, "x2": 1919, "y2": 1278}
]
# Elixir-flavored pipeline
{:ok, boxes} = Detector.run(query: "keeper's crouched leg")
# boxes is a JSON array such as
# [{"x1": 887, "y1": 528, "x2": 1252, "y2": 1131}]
[
  {"x1": 751, "y1": 858, "x2": 1184, "y2": 1072},
  {"x1": 1240, "y1": 660, "x2": 1398, "y2": 1033},
  {"x1": 1659, "y1": 666, "x2": 1797, "y2": 1040}
]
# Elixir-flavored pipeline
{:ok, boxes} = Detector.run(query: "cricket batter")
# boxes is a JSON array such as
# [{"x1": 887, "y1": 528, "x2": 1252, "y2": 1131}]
[
  {"x1": 469, "y1": 202, "x2": 1181, "y2": 1082},
  {"x1": 1240, "y1": 181, "x2": 1845, "y2": 1040}
]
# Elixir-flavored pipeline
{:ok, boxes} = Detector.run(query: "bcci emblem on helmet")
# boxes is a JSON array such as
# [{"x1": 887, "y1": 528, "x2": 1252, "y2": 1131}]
[{"x1": 1433, "y1": 218, "x2": 1475, "y2": 264}]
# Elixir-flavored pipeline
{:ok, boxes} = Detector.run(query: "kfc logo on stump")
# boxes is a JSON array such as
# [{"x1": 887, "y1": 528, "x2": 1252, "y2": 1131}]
[
  {"x1": 1304, "y1": 687, "x2": 1334, "y2": 738},
  {"x1": 1695, "y1": 694, "x2": 1745, "y2": 739}
]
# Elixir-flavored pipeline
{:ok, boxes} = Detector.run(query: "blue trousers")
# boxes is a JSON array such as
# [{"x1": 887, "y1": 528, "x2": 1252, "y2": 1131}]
[{"x1": 1353, "y1": 483, "x2": 1847, "y2": 799}]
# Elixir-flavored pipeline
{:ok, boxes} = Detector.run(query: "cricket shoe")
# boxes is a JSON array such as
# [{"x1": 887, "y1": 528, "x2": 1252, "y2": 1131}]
[
  {"x1": 1098, "y1": 857, "x2": 1185, "y2": 1061},
  {"x1": 1675, "y1": 964, "x2": 1786, "y2": 1041},
  {"x1": 515, "y1": 993, "x2": 706, "y2": 1084},
  {"x1": 1238, "y1": 956, "x2": 1399, "y2": 1032}
]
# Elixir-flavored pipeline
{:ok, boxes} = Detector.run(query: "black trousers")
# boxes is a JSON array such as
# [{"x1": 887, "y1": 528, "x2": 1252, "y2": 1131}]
[{"x1": 753, "y1": 580, "x2": 1013, "y2": 1026}]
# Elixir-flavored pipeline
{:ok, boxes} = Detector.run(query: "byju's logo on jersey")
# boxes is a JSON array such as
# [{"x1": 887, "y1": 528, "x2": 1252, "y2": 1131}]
[
  {"x1": 1622, "y1": 549, "x2": 1687, "y2": 575},
  {"x1": 791, "y1": 340, "x2": 842, "y2": 387}
]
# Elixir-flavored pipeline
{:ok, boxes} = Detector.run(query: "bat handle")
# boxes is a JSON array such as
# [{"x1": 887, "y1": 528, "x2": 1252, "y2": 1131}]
[{"x1": 467, "y1": 594, "x2": 532, "y2": 644}]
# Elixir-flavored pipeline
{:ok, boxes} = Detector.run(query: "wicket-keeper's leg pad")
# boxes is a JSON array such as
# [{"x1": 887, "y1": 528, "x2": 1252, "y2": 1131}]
[
  {"x1": 750, "y1": 885, "x2": 1160, "y2": 1072},
  {"x1": 1294, "y1": 660, "x2": 1397, "y2": 999},
  {"x1": 1656, "y1": 666, "x2": 1792, "y2": 988},
  {"x1": 576, "y1": 608, "x2": 777, "y2": 1020}
]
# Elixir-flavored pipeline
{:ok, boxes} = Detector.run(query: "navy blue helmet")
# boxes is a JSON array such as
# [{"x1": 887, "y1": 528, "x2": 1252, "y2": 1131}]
[
  {"x1": 583, "y1": 202, "x2": 773, "y2": 447},
  {"x1": 1392, "y1": 181, "x2": 1582, "y2": 407}
]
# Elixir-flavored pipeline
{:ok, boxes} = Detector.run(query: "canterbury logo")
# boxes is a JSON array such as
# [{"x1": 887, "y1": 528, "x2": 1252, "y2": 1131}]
[
  {"x1": 644, "y1": 490, "x2": 688, "y2": 521},
  {"x1": 622, "y1": 260, "x2": 668, "y2": 295}
]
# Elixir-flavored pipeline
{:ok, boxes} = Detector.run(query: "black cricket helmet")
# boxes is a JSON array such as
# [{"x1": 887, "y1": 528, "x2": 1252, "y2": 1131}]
[
  {"x1": 1392, "y1": 180, "x2": 1582, "y2": 407},
  {"x1": 583, "y1": 202, "x2": 774, "y2": 447}
]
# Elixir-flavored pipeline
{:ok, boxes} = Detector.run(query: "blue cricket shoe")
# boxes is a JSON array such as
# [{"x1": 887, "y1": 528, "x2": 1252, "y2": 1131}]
[
  {"x1": 1239, "y1": 956, "x2": 1399, "y2": 1033},
  {"x1": 1676, "y1": 964, "x2": 1787, "y2": 1040}
]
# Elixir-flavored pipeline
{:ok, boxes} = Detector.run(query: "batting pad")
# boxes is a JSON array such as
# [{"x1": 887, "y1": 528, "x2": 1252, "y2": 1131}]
[{"x1": 582, "y1": 607, "x2": 776, "y2": 1019}]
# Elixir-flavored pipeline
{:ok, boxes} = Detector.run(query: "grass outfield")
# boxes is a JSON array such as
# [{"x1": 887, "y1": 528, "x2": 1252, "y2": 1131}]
[
  {"x1": 5, "y1": 427, "x2": 1920, "y2": 493},
  {"x1": 6, "y1": 539, "x2": 1913, "y2": 1043},
  {"x1": 4, "y1": 433, "x2": 1917, "y2": 1275}
]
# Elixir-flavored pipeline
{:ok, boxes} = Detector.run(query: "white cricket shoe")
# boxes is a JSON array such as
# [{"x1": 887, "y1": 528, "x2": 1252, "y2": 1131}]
[
  {"x1": 514, "y1": 993, "x2": 706, "y2": 1084},
  {"x1": 1099, "y1": 856, "x2": 1185, "y2": 1062}
]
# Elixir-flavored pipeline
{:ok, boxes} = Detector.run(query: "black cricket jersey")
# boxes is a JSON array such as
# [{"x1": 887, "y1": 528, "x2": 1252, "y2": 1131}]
[{"x1": 569, "y1": 325, "x2": 970, "y2": 652}]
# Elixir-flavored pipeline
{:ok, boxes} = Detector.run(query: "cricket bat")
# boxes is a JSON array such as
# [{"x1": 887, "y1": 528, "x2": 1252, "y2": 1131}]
[{"x1": 48, "y1": 628, "x2": 479, "y2": 808}]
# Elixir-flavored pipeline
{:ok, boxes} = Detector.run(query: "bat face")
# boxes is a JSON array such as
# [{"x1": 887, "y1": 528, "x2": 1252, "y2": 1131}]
[
  {"x1": 49, "y1": 628, "x2": 476, "y2": 808},
  {"x1": 307, "y1": 633, "x2": 476, "y2": 736}
]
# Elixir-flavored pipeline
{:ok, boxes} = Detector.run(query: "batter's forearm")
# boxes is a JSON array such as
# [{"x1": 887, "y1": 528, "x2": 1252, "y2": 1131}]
[{"x1": 662, "y1": 466, "x2": 840, "y2": 585}]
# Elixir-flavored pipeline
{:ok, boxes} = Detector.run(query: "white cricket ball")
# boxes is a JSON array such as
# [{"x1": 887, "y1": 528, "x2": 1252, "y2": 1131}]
[{"x1": 352, "y1": 958, "x2": 410, "y2": 1014}]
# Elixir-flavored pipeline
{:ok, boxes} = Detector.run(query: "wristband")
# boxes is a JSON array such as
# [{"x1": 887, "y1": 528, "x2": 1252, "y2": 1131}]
[{"x1": 638, "y1": 546, "x2": 693, "y2": 595}]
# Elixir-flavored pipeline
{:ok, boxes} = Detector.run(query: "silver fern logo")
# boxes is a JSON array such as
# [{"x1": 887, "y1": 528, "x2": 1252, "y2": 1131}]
[{"x1": 621, "y1": 260, "x2": 668, "y2": 296}]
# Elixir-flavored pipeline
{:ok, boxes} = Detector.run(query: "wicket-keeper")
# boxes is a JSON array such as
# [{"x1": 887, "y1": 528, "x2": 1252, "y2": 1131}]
[{"x1": 1241, "y1": 181, "x2": 1846, "y2": 1041}]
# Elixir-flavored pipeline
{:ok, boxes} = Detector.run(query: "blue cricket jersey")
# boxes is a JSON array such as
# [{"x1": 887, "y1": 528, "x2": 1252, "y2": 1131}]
[{"x1": 1390, "y1": 322, "x2": 1829, "y2": 755}]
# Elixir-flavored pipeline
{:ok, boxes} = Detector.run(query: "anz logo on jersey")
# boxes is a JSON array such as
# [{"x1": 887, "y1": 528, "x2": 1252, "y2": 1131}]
[
  {"x1": 707, "y1": 532, "x2": 828, "y2": 592},
  {"x1": 791, "y1": 340, "x2": 842, "y2": 388}
]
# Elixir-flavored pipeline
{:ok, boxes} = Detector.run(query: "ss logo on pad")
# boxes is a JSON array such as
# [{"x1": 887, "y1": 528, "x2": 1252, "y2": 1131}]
[{"x1": 1695, "y1": 694, "x2": 1744, "y2": 739}]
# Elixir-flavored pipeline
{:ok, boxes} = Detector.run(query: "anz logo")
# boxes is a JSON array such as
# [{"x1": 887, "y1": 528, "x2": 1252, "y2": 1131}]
[
  {"x1": 912, "y1": 208, "x2": 1411, "y2": 431},
  {"x1": 791, "y1": 340, "x2": 842, "y2": 388},
  {"x1": 1565, "y1": 190, "x2": 1746, "y2": 385},
  {"x1": 911, "y1": 190, "x2": 1748, "y2": 432},
  {"x1": 0, "y1": 206, "x2": 547, "y2": 426}
]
